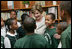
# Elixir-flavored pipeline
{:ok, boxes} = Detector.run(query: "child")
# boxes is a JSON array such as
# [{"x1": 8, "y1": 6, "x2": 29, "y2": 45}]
[
  {"x1": 31, "y1": 4, "x2": 46, "y2": 35},
  {"x1": 1, "y1": 17, "x2": 6, "y2": 38},
  {"x1": 54, "y1": 22, "x2": 68, "y2": 48},
  {"x1": 14, "y1": 17, "x2": 48, "y2": 48},
  {"x1": 4, "y1": 18, "x2": 19, "y2": 48},
  {"x1": 16, "y1": 13, "x2": 29, "y2": 38},
  {"x1": 10, "y1": 10, "x2": 21, "y2": 27},
  {"x1": 44, "y1": 13, "x2": 59, "y2": 48},
  {"x1": 60, "y1": 1, "x2": 71, "y2": 48}
]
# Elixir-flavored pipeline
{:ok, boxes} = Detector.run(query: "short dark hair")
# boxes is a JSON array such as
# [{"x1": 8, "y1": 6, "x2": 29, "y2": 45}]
[
  {"x1": 5, "y1": 18, "x2": 15, "y2": 31},
  {"x1": 21, "y1": 13, "x2": 29, "y2": 25},
  {"x1": 31, "y1": 4, "x2": 43, "y2": 14},
  {"x1": 47, "y1": 13, "x2": 55, "y2": 20},
  {"x1": 60, "y1": 1, "x2": 71, "y2": 16},
  {"x1": 23, "y1": 17, "x2": 36, "y2": 33},
  {"x1": 10, "y1": 10, "x2": 17, "y2": 15},
  {"x1": 57, "y1": 22, "x2": 68, "y2": 34}
]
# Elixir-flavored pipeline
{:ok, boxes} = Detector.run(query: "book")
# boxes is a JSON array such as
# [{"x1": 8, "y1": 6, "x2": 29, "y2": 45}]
[
  {"x1": 1, "y1": 12, "x2": 10, "y2": 20},
  {"x1": 53, "y1": 1, "x2": 57, "y2": 5},
  {"x1": 7, "y1": 1, "x2": 14, "y2": 9},
  {"x1": 40, "y1": 1, "x2": 45, "y2": 7},
  {"x1": 35, "y1": 1, "x2": 45, "y2": 7}
]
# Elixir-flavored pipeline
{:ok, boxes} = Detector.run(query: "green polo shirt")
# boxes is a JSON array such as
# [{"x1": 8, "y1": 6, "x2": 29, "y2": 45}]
[
  {"x1": 61, "y1": 24, "x2": 71, "y2": 48},
  {"x1": 14, "y1": 33, "x2": 49, "y2": 48},
  {"x1": 44, "y1": 27, "x2": 59, "y2": 48}
]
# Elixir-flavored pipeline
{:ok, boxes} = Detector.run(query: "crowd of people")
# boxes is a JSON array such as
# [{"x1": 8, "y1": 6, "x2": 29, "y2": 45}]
[{"x1": 1, "y1": 1, "x2": 71, "y2": 48}]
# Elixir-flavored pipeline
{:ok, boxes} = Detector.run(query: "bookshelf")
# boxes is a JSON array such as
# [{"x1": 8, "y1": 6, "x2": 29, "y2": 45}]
[
  {"x1": 1, "y1": 5, "x2": 59, "y2": 11},
  {"x1": 1, "y1": 1, "x2": 61, "y2": 23}
]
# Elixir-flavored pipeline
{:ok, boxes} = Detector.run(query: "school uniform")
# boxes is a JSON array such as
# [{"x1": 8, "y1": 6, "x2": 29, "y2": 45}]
[
  {"x1": 35, "y1": 16, "x2": 46, "y2": 35},
  {"x1": 44, "y1": 27, "x2": 59, "y2": 48},
  {"x1": 17, "y1": 21, "x2": 21, "y2": 27},
  {"x1": 16, "y1": 26, "x2": 26, "y2": 38},
  {"x1": 58, "y1": 41, "x2": 62, "y2": 48},
  {"x1": 61, "y1": 24, "x2": 71, "y2": 48},
  {"x1": 14, "y1": 33, "x2": 49, "y2": 48},
  {"x1": 4, "y1": 31, "x2": 19, "y2": 48},
  {"x1": 1, "y1": 36, "x2": 4, "y2": 48},
  {"x1": 1, "y1": 25, "x2": 6, "y2": 38}
]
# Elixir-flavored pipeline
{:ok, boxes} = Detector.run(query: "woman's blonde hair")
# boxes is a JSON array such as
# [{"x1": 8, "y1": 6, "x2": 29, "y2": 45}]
[{"x1": 31, "y1": 4, "x2": 43, "y2": 14}]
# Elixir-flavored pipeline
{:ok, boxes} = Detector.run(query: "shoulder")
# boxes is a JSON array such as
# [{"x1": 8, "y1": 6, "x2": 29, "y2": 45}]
[
  {"x1": 14, "y1": 37, "x2": 25, "y2": 48},
  {"x1": 35, "y1": 34, "x2": 47, "y2": 42},
  {"x1": 15, "y1": 37, "x2": 25, "y2": 44},
  {"x1": 61, "y1": 25, "x2": 71, "y2": 38}
]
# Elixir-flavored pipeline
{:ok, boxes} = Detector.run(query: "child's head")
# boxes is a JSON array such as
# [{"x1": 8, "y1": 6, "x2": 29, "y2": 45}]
[
  {"x1": 31, "y1": 4, "x2": 43, "y2": 20},
  {"x1": 56, "y1": 22, "x2": 68, "y2": 35},
  {"x1": 1, "y1": 17, "x2": 4, "y2": 27},
  {"x1": 10, "y1": 10, "x2": 17, "y2": 19},
  {"x1": 21, "y1": 13, "x2": 29, "y2": 25},
  {"x1": 6, "y1": 18, "x2": 18, "y2": 31},
  {"x1": 23, "y1": 17, "x2": 36, "y2": 33},
  {"x1": 45, "y1": 13, "x2": 55, "y2": 27}
]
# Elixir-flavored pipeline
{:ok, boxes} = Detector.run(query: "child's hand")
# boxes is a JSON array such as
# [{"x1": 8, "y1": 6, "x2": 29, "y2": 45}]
[{"x1": 54, "y1": 34, "x2": 61, "y2": 39}]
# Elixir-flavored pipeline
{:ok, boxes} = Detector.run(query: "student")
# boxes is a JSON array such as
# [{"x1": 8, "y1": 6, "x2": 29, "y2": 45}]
[
  {"x1": 16, "y1": 13, "x2": 29, "y2": 38},
  {"x1": 14, "y1": 17, "x2": 48, "y2": 48},
  {"x1": 4, "y1": 18, "x2": 19, "y2": 48},
  {"x1": 44, "y1": 13, "x2": 59, "y2": 48},
  {"x1": 54, "y1": 22, "x2": 68, "y2": 48},
  {"x1": 1, "y1": 17, "x2": 6, "y2": 38},
  {"x1": 10, "y1": 10, "x2": 21, "y2": 27},
  {"x1": 31, "y1": 4, "x2": 46, "y2": 35},
  {"x1": 59, "y1": 1, "x2": 71, "y2": 48}
]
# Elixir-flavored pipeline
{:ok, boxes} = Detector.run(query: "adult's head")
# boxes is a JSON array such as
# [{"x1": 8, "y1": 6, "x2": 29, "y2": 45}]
[
  {"x1": 60, "y1": 1, "x2": 71, "y2": 22},
  {"x1": 31, "y1": 4, "x2": 43, "y2": 21}
]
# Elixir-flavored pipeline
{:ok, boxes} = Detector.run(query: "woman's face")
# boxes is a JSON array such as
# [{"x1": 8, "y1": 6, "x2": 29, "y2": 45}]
[
  {"x1": 34, "y1": 10, "x2": 42, "y2": 20},
  {"x1": 11, "y1": 20, "x2": 18, "y2": 30}
]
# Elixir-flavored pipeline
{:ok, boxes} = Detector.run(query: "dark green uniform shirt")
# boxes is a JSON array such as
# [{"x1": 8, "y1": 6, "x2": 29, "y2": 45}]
[
  {"x1": 1, "y1": 36, "x2": 4, "y2": 48},
  {"x1": 61, "y1": 24, "x2": 71, "y2": 48},
  {"x1": 14, "y1": 33, "x2": 49, "y2": 48},
  {"x1": 16, "y1": 26, "x2": 26, "y2": 38},
  {"x1": 6, "y1": 34, "x2": 19, "y2": 48},
  {"x1": 44, "y1": 27, "x2": 59, "y2": 48}
]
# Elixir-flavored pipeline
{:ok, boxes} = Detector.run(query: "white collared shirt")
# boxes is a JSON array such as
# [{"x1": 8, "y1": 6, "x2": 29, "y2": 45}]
[
  {"x1": 4, "y1": 31, "x2": 17, "y2": 48},
  {"x1": 17, "y1": 21, "x2": 21, "y2": 27},
  {"x1": 35, "y1": 16, "x2": 46, "y2": 35},
  {"x1": 1, "y1": 25, "x2": 6, "y2": 38}
]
